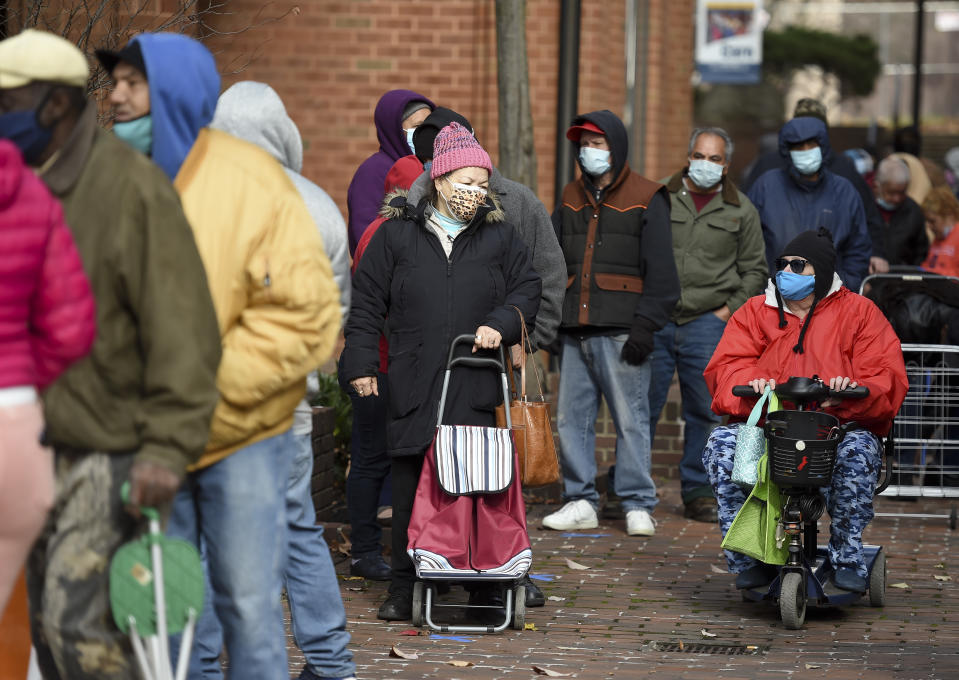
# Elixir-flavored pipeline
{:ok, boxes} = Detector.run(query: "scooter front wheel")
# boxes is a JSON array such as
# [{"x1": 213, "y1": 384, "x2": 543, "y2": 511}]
[
  {"x1": 869, "y1": 550, "x2": 886, "y2": 607},
  {"x1": 779, "y1": 572, "x2": 807, "y2": 630}
]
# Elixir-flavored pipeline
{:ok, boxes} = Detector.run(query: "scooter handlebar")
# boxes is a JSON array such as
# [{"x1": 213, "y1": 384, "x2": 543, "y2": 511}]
[{"x1": 731, "y1": 383, "x2": 870, "y2": 399}]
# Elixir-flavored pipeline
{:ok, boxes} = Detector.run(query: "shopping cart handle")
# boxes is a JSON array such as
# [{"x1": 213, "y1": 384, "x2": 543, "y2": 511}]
[
  {"x1": 732, "y1": 385, "x2": 760, "y2": 397},
  {"x1": 445, "y1": 334, "x2": 508, "y2": 372},
  {"x1": 448, "y1": 355, "x2": 506, "y2": 371}
]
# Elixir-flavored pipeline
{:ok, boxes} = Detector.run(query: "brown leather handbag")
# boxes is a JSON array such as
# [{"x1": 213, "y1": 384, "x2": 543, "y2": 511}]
[{"x1": 494, "y1": 308, "x2": 560, "y2": 487}]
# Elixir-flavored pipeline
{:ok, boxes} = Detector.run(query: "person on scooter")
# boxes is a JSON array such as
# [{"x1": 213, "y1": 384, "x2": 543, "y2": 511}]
[{"x1": 702, "y1": 228, "x2": 908, "y2": 593}]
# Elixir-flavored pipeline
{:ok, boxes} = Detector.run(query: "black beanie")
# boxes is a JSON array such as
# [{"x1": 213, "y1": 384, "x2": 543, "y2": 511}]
[
  {"x1": 779, "y1": 227, "x2": 836, "y2": 300},
  {"x1": 413, "y1": 107, "x2": 474, "y2": 163}
]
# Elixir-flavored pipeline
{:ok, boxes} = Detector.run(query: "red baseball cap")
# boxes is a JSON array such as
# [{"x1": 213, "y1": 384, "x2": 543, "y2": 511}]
[{"x1": 566, "y1": 120, "x2": 605, "y2": 142}]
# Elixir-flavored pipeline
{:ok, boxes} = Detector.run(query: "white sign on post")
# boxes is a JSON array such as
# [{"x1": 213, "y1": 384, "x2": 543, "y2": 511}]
[{"x1": 695, "y1": 0, "x2": 764, "y2": 84}]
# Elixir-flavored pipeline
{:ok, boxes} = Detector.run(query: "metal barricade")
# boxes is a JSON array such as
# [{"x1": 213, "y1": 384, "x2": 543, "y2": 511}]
[{"x1": 877, "y1": 344, "x2": 959, "y2": 529}]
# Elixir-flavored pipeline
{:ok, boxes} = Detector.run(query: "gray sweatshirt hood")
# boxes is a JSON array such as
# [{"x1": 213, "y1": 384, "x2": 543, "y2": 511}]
[{"x1": 211, "y1": 81, "x2": 303, "y2": 173}]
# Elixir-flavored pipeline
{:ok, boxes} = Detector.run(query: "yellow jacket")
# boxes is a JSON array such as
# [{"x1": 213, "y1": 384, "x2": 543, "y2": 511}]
[{"x1": 175, "y1": 128, "x2": 341, "y2": 469}]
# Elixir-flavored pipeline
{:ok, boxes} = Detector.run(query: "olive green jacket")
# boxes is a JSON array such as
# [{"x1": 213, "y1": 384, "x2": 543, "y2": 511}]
[
  {"x1": 38, "y1": 104, "x2": 221, "y2": 477},
  {"x1": 663, "y1": 171, "x2": 768, "y2": 325}
]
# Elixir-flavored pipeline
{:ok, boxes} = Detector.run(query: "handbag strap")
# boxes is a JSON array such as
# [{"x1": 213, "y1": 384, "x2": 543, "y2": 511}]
[
  {"x1": 746, "y1": 386, "x2": 771, "y2": 426},
  {"x1": 509, "y1": 305, "x2": 547, "y2": 401}
]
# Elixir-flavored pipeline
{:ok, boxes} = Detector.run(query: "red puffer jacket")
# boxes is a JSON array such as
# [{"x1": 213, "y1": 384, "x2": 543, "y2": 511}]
[
  {"x1": 705, "y1": 281, "x2": 909, "y2": 436},
  {"x1": 0, "y1": 140, "x2": 95, "y2": 390}
]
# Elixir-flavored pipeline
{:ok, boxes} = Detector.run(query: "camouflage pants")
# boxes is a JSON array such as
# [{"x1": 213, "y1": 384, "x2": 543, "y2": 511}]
[
  {"x1": 27, "y1": 450, "x2": 139, "y2": 680},
  {"x1": 703, "y1": 424, "x2": 882, "y2": 579}
]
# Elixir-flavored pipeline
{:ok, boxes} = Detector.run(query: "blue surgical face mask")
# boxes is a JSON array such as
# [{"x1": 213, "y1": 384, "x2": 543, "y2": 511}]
[
  {"x1": 0, "y1": 107, "x2": 53, "y2": 164},
  {"x1": 579, "y1": 146, "x2": 611, "y2": 176},
  {"x1": 790, "y1": 146, "x2": 822, "y2": 176},
  {"x1": 113, "y1": 115, "x2": 153, "y2": 155},
  {"x1": 687, "y1": 159, "x2": 725, "y2": 189},
  {"x1": 776, "y1": 270, "x2": 816, "y2": 301},
  {"x1": 406, "y1": 126, "x2": 417, "y2": 155},
  {"x1": 876, "y1": 197, "x2": 896, "y2": 211}
]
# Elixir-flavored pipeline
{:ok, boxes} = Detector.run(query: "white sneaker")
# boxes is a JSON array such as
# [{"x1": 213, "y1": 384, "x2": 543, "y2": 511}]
[
  {"x1": 625, "y1": 509, "x2": 656, "y2": 536},
  {"x1": 542, "y1": 499, "x2": 599, "y2": 531}
]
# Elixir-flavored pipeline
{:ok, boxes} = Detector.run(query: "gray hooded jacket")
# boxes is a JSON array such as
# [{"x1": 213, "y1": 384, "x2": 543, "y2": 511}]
[
  {"x1": 212, "y1": 81, "x2": 351, "y2": 434},
  {"x1": 407, "y1": 168, "x2": 564, "y2": 349}
]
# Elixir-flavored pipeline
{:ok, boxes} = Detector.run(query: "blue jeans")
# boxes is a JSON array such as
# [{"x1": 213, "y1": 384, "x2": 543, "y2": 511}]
[
  {"x1": 556, "y1": 333, "x2": 656, "y2": 512},
  {"x1": 647, "y1": 313, "x2": 726, "y2": 502},
  {"x1": 166, "y1": 430, "x2": 294, "y2": 680},
  {"x1": 180, "y1": 432, "x2": 355, "y2": 679}
]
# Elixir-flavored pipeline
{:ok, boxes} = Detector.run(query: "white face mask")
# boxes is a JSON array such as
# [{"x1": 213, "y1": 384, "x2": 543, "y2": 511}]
[
  {"x1": 405, "y1": 127, "x2": 417, "y2": 154},
  {"x1": 579, "y1": 147, "x2": 611, "y2": 176},
  {"x1": 687, "y1": 159, "x2": 724, "y2": 189}
]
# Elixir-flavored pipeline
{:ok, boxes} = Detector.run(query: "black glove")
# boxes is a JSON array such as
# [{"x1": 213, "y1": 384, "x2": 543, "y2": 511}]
[{"x1": 621, "y1": 318, "x2": 655, "y2": 366}]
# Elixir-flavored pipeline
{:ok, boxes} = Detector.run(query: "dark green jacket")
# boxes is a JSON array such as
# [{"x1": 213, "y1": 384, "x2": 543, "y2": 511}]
[
  {"x1": 663, "y1": 171, "x2": 768, "y2": 325},
  {"x1": 39, "y1": 104, "x2": 221, "y2": 476}
]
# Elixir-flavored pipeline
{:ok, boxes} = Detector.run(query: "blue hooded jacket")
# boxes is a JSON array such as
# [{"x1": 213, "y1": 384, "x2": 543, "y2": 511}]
[
  {"x1": 133, "y1": 33, "x2": 220, "y2": 181},
  {"x1": 747, "y1": 117, "x2": 871, "y2": 292}
]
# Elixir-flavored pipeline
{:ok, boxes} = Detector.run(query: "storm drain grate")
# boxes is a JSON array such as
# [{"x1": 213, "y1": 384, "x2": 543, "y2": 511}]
[{"x1": 652, "y1": 642, "x2": 767, "y2": 655}]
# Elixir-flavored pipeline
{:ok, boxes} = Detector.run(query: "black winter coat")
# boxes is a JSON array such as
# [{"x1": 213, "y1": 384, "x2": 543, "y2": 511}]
[{"x1": 342, "y1": 192, "x2": 541, "y2": 457}]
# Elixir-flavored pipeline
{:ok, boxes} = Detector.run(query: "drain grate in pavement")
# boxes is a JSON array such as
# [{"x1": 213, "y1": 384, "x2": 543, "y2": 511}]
[{"x1": 652, "y1": 641, "x2": 767, "y2": 655}]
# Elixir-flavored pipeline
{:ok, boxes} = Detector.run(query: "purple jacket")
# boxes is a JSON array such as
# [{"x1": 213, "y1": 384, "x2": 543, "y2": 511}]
[{"x1": 346, "y1": 89, "x2": 433, "y2": 254}]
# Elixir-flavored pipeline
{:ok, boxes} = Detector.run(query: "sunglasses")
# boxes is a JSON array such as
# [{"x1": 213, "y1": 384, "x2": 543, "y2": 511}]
[{"x1": 775, "y1": 258, "x2": 810, "y2": 274}]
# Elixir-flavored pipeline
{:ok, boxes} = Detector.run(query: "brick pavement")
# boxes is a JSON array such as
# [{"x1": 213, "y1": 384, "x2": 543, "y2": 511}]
[{"x1": 286, "y1": 487, "x2": 959, "y2": 680}]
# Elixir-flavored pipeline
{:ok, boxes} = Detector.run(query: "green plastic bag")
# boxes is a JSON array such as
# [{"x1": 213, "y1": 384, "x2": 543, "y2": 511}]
[{"x1": 721, "y1": 453, "x2": 788, "y2": 565}]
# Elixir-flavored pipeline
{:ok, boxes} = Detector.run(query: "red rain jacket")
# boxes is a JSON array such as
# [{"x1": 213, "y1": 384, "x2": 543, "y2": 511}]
[{"x1": 705, "y1": 282, "x2": 908, "y2": 436}]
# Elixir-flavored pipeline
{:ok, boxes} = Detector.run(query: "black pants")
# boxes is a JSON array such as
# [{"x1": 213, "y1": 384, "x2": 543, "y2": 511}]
[
  {"x1": 345, "y1": 372, "x2": 392, "y2": 557},
  {"x1": 389, "y1": 452, "x2": 426, "y2": 593}
]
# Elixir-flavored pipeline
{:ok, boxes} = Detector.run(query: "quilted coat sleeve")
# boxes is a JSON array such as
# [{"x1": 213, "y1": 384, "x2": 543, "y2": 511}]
[
  {"x1": 216, "y1": 190, "x2": 342, "y2": 409},
  {"x1": 342, "y1": 222, "x2": 395, "y2": 382},
  {"x1": 481, "y1": 225, "x2": 542, "y2": 346},
  {"x1": 30, "y1": 195, "x2": 96, "y2": 389},
  {"x1": 830, "y1": 298, "x2": 908, "y2": 432}
]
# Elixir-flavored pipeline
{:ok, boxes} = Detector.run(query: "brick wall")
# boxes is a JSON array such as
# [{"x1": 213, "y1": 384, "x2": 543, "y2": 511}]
[{"x1": 197, "y1": 0, "x2": 693, "y2": 214}]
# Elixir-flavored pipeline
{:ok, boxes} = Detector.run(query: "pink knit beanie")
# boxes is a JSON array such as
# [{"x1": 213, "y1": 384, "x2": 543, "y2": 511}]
[{"x1": 430, "y1": 122, "x2": 492, "y2": 179}]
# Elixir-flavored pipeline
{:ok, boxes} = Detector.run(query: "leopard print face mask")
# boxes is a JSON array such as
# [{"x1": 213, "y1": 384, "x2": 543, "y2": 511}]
[{"x1": 441, "y1": 180, "x2": 488, "y2": 223}]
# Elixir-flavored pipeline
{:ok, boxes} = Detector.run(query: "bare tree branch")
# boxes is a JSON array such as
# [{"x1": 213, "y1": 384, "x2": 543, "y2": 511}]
[{"x1": 7, "y1": 0, "x2": 296, "y2": 102}]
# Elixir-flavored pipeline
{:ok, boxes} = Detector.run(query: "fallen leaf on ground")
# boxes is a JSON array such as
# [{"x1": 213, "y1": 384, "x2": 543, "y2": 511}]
[
  {"x1": 548, "y1": 595, "x2": 566, "y2": 601},
  {"x1": 890, "y1": 582, "x2": 910, "y2": 589},
  {"x1": 399, "y1": 629, "x2": 421, "y2": 636},
  {"x1": 448, "y1": 660, "x2": 474, "y2": 667},
  {"x1": 390, "y1": 645, "x2": 417, "y2": 659},
  {"x1": 709, "y1": 564, "x2": 726, "y2": 574},
  {"x1": 746, "y1": 645, "x2": 758, "y2": 651},
  {"x1": 700, "y1": 629, "x2": 717, "y2": 638},
  {"x1": 525, "y1": 622, "x2": 538, "y2": 630},
  {"x1": 565, "y1": 558, "x2": 589, "y2": 570},
  {"x1": 346, "y1": 587, "x2": 364, "y2": 591},
  {"x1": 936, "y1": 563, "x2": 945, "y2": 569},
  {"x1": 679, "y1": 641, "x2": 685, "y2": 651},
  {"x1": 934, "y1": 574, "x2": 952, "y2": 581},
  {"x1": 805, "y1": 664, "x2": 822, "y2": 669},
  {"x1": 532, "y1": 667, "x2": 570, "y2": 677},
  {"x1": 341, "y1": 576, "x2": 363, "y2": 581}
]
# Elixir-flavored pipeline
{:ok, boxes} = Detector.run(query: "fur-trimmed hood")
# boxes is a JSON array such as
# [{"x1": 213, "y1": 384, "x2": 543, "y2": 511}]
[{"x1": 378, "y1": 187, "x2": 506, "y2": 225}]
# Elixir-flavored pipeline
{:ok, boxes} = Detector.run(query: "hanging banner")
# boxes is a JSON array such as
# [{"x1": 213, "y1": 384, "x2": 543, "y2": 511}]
[{"x1": 695, "y1": 0, "x2": 764, "y2": 84}]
